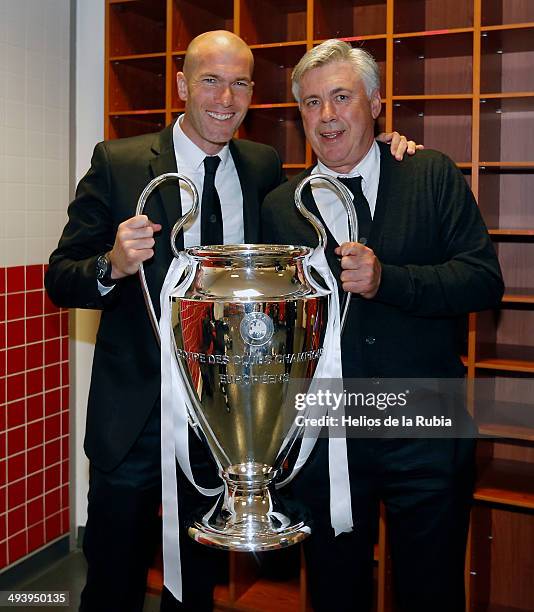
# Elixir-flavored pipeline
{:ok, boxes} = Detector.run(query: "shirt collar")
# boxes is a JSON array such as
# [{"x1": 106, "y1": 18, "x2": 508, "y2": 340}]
[
  {"x1": 314, "y1": 140, "x2": 379, "y2": 187},
  {"x1": 173, "y1": 114, "x2": 230, "y2": 172}
]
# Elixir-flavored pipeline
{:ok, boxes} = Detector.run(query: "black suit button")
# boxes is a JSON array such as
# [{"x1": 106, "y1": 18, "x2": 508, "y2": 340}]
[
  {"x1": 359, "y1": 237, "x2": 368, "y2": 245},
  {"x1": 365, "y1": 336, "x2": 376, "y2": 345},
  {"x1": 209, "y1": 214, "x2": 217, "y2": 223}
]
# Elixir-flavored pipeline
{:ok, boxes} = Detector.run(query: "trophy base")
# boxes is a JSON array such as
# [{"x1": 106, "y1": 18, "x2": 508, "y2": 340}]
[
  {"x1": 188, "y1": 520, "x2": 311, "y2": 552},
  {"x1": 188, "y1": 472, "x2": 311, "y2": 551}
]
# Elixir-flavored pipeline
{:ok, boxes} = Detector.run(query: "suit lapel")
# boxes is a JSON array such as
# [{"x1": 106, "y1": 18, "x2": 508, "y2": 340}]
[
  {"x1": 142, "y1": 124, "x2": 182, "y2": 314},
  {"x1": 301, "y1": 176, "x2": 342, "y2": 282},
  {"x1": 148, "y1": 123, "x2": 185, "y2": 250},
  {"x1": 369, "y1": 142, "x2": 393, "y2": 247},
  {"x1": 229, "y1": 140, "x2": 260, "y2": 243}
]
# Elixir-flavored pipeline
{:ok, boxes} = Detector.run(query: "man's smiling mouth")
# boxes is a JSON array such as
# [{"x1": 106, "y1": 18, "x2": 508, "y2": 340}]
[
  {"x1": 207, "y1": 111, "x2": 234, "y2": 121},
  {"x1": 321, "y1": 130, "x2": 345, "y2": 139}
]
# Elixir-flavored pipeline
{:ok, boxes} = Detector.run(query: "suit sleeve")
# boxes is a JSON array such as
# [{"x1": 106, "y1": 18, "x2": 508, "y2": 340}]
[
  {"x1": 273, "y1": 149, "x2": 287, "y2": 190},
  {"x1": 45, "y1": 142, "x2": 118, "y2": 309},
  {"x1": 374, "y1": 158, "x2": 504, "y2": 316},
  {"x1": 261, "y1": 193, "x2": 280, "y2": 243},
  {"x1": 262, "y1": 146, "x2": 286, "y2": 196}
]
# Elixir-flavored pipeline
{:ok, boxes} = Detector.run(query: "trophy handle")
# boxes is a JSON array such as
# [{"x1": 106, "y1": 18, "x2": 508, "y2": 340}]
[
  {"x1": 135, "y1": 173, "x2": 200, "y2": 344},
  {"x1": 294, "y1": 173, "x2": 358, "y2": 332}
]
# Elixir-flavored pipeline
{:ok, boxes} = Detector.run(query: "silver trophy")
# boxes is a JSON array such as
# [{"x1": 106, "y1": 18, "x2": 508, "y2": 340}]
[{"x1": 137, "y1": 173, "x2": 356, "y2": 551}]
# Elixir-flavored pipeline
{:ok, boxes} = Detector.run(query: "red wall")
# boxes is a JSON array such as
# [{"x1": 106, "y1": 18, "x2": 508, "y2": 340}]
[{"x1": 0, "y1": 265, "x2": 70, "y2": 570}]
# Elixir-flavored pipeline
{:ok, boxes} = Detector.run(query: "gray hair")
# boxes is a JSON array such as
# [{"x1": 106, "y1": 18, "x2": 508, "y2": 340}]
[{"x1": 291, "y1": 39, "x2": 380, "y2": 103}]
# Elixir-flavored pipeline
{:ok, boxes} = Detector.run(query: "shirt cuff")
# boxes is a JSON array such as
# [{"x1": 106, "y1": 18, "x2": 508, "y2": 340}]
[{"x1": 97, "y1": 279, "x2": 116, "y2": 296}]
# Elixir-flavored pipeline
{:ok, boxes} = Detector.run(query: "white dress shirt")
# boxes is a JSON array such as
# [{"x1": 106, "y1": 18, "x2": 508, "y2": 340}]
[
  {"x1": 311, "y1": 140, "x2": 380, "y2": 245},
  {"x1": 173, "y1": 115, "x2": 244, "y2": 247}
]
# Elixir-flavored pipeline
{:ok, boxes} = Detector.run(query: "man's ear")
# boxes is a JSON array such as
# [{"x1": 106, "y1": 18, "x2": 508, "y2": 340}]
[
  {"x1": 176, "y1": 72, "x2": 188, "y2": 102},
  {"x1": 371, "y1": 89, "x2": 382, "y2": 120}
]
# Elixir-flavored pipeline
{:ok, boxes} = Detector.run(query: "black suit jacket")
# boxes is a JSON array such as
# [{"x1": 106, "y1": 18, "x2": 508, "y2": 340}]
[
  {"x1": 262, "y1": 142, "x2": 504, "y2": 379},
  {"x1": 45, "y1": 124, "x2": 285, "y2": 471}
]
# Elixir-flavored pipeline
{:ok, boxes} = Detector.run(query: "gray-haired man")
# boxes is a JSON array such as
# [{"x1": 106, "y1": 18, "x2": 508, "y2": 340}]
[{"x1": 263, "y1": 39, "x2": 503, "y2": 612}]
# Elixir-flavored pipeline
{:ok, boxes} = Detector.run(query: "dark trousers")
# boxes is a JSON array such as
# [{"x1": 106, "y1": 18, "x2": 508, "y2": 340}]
[
  {"x1": 290, "y1": 437, "x2": 475, "y2": 612},
  {"x1": 80, "y1": 406, "x2": 224, "y2": 612}
]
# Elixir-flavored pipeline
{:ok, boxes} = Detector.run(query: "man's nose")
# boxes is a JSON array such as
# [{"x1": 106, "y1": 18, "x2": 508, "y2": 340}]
[
  {"x1": 320, "y1": 100, "x2": 337, "y2": 122},
  {"x1": 216, "y1": 84, "x2": 233, "y2": 107}
]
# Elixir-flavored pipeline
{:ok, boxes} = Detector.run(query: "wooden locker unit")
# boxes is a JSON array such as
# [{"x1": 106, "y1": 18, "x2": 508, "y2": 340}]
[{"x1": 106, "y1": 1, "x2": 534, "y2": 610}]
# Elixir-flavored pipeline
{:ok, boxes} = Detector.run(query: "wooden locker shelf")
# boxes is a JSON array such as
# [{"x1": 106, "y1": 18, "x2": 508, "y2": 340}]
[
  {"x1": 108, "y1": 112, "x2": 167, "y2": 140},
  {"x1": 473, "y1": 374, "x2": 534, "y2": 437},
  {"x1": 481, "y1": 93, "x2": 534, "y2": 100},
  {"x1": 282, "y1": 163, "x2": 306, "y2": 169},
  {"x1": 109, "y1": 52, "x2": 167, "y2": 61},
  {"x1": 393, "y1": 31, "x2": 473, "y2": 96},
  {"x1": 481, "y1": 162, "x2": 534, "y2": 168},
  {"x1": 479, "y1": 96, "x2": 534, "y2": 164},
  {"x1": 393, "y1": 0, "x2": 474, "y2": 33},
  {"x1": 392, "y1": 27, "x2": 475, "y2": 38},
  {"x1": 108, "y1": 109, "x2": 167, "y2": 115},
  {"x1": 250, "y1": 45, "x2": 306, "y2": 105},
  {"x1": 313, "y1": 0, "x2": 387, "y2": 40},
  {"x1": 481, "y1": 21, "x2": 534, "y2": 32},
  {"x1": 313, "y1": 34, "x2": 387, "y2": 44},
  {"x1": 476, "y1": 360, "x2": 534, "y2": 374},
  {"x1": 392, "y1": 94, "x2": 474, "y2": 99},
  {"x1": 239, "y1": 107, "x2": 306, "y2": 166},
  {"x1": 108, "y1": 56, "x2": 166, "y2": 112},
  {"x1": 392, "y1": 98, "x2": 473, "y2": 163},
  {"x1": 171, "y1": 0, "x2": 234, "y2": 52},
  {"x1": 108, "y1": 0, "x2": 166, "y2": 56},
  {"x1": 481, "y1": 0, "x2": 534, "y2": 27},
  {"x1": 475, "y1": 458, "x2": 534, "y2": 509},
  {"x1": 239, "y1": 0, "x2": 307, "y2": 46},
  {"x1": 480, "y1": 166, "x2": 534, "y2": 231},
  {"x1": 480, "y1": 26, "x2": 534, "y2": 95},
  {"x1": 248, "y1": 41, "x2": 308, "y2": 50},
  {"x1": 478, "y1": 424, "x2": 534, "y2": 443},
  {"x1": 249, "y1": 103, "x2": 299, "y2": 109},
  {"x1": 501, "y1": 288, "x2": 534, "y2": 303},
  {"x1": 475, "y1": 341, "x2": 534, "y2": 370}
]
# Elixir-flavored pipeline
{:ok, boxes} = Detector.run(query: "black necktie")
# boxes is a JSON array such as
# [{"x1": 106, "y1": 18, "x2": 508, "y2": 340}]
[
  {"x1": 337, "y1": 176, "x2": 373, "y2": 245},
  {"x1": 201, "y1": 156, "x2": 223, "y2": 245}
]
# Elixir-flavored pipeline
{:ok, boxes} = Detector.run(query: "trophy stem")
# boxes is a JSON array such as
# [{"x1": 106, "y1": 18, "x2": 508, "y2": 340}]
[{"x1": 188, "y1": 462, "x2": 311, "y2": 551}]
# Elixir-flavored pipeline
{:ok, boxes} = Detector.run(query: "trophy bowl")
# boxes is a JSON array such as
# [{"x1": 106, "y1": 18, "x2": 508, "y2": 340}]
[{"x1": 170, "y1": 244, "x2": 327, "y2": 551}]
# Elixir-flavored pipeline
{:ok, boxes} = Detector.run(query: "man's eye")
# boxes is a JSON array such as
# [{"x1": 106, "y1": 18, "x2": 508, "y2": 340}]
[
  {"x1": 306, "y1": 99, "x2": 319, "y2": 107},
  {"x1": 336, "y1": 94, "x2": 349, "y2": 102},
  {"x1": 233, "y1": 81, "x2": 250, "y2": 88},
  {"x1": 202, "y1": 78, "x2": 217, "y2": 85}
]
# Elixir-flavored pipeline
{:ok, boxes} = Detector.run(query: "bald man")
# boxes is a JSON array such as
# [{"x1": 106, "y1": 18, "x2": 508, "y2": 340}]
[{"x1": 46, "y1": 30, "x2": 418, "y2": 612}]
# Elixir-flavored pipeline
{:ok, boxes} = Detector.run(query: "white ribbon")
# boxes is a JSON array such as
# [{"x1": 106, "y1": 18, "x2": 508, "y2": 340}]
[
  {"x1": 160, "y1": 254, "x2": 223, "y2": 601},
  {"x1": 276, "y1": 245, "x2": 353, "y2": 535},
  {"x1": 159, "y1": 246, "x2": 353, "y2": 602}
]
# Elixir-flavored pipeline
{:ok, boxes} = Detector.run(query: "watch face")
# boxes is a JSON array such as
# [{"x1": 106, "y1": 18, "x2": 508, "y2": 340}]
[{"x1": 96, "y1": 254, "x2": 109, "y2": 280}]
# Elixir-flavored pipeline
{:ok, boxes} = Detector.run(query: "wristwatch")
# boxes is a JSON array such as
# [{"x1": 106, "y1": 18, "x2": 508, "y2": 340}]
[{"x1": 96, "y1": 252, "x2": 115, "y2": 287}]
